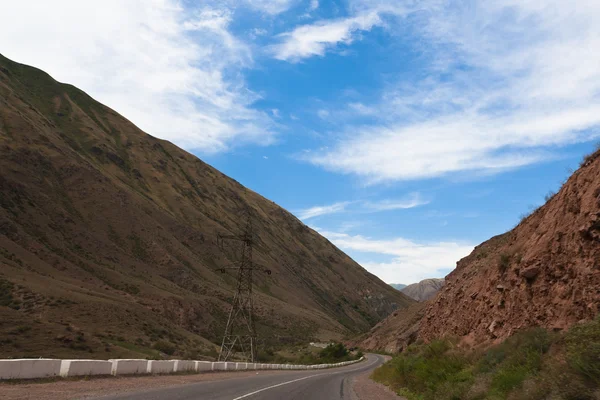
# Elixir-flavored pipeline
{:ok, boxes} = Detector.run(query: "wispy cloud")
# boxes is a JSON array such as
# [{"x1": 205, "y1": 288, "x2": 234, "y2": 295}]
[
  {"x1": 317, "y1": 230, "x2": 474, "y2": 284},
  {"x1": 363, "y1": 193, "x2": 429, "y2": 211},
  {"x1": 242, "y1": 0, "x2": 296, "y2": 15},
  {"x1": 270, "y1": 11, "x2": 382, "y2": 62},
  {"x1": 297, "y1": 193, "x2": 428, "y2": 220},
  {"x1": 303, "y1": 0, "x2": 600, "y2": 182},
  {"x1": 317, "y1": 109, "x2": 330, "y2": 119},
  {"x1": 297, "y1": 201, "x2": 351, "y2": 220},
  {"x1": 0, "y1": 1, "x2": 276, "y2": 153}
]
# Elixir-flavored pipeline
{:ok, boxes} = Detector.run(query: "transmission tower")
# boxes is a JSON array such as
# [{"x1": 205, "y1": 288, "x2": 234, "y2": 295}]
[{"x1": 216, "y1": 210, "x2": 271, "y2": 362}]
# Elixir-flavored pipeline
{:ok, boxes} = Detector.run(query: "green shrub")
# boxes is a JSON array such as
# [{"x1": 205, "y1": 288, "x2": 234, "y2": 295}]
[
  {"x1": 372, "y1": 339, "x2": 472, "y2": 400},
  {"x1": 498, "y1": 253, "x2": 511, "y2": 272},
  {"x1": 319, "y1": 343, "x2": 349, "y2": 362},
  {"x1": 0, "y1": 278, "x2": 15, "y2": 307},
  {"x1": 372, "y1": 328, "x2": 569, "y2": 400},
  {"x1": 153, "y1": 340, "x2": 176, "y2": 356},
  {"x1": 565, "y1": 317, "x2": 600, "y2": 384}
]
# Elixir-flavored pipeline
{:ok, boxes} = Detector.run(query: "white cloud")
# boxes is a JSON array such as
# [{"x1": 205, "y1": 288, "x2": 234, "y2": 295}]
[
  {"x1": 318, "y1": 230, "x2": 474, "y2": 284},
  {"x1": 317, "y1": 109, "x2": 330, "y2": 119},
  {"x1": 304, "y1": 0, "x2": 600, "y2": 182},
  {"x1": 270, "y1": 11, "x2": 382, "y2": 61},
  {"x1": 242, "y1": 0, "x2": 296, "y2": 14},
  {"x1": 0, "y1": 1, "x2": 275, "y2": 153},
  {"x1": 348, "y1": 102, "x2": 377, "y2": 115},
  {"x1": 309, "y1": 0, "x2": 319, "y2": 11},
  {"x1": 296, "y1": 193, "x2": 428, "y2": 220},
  {"x1": 297, "y1": 202, "x2": 350, "y2": 220},
  {"x1": 363, "y1": 193, "x2": 430, "y2": 211}
]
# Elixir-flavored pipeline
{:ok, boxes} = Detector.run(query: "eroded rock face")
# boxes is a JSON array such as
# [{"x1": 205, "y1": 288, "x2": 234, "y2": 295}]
[{"x1": 418, "y1": 151, "x2": 600, "y2": 346}]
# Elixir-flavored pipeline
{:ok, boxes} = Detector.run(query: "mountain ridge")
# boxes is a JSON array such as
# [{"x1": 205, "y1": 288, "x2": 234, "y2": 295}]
[{"x1": 0, "y1": 54, "x2": 414, "y2": 359}]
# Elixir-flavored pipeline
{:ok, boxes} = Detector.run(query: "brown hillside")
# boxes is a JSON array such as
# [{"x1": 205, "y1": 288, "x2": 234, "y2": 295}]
[
  {"x1": 401, "y1": 278, "x2": 444, "y2": 302},
  {"x1": 419, "y1": 148, "x2": 600, "y2": 346},
  {"x1": 352, "y1": 302, "x2": 425, "y2": 353},
  {"x1": 0, "y1": 54, "x2": 413, "y2": 359}
]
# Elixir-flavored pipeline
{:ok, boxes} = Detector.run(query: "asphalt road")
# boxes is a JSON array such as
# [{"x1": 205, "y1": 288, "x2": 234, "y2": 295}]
[{"x1": 95, "y1": 354, "x2": 386, "y2": 400}]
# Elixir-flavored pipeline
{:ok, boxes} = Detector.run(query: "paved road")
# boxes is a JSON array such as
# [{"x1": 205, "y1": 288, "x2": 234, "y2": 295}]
[{"x1": 95, "y1": 354, "x2": 386, "y2": 400}]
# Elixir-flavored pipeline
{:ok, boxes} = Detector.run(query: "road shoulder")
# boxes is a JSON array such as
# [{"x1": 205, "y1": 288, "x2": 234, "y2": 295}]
[
  {"x1": 0, "y1": 370, "x2": 292, "y2": 400},
  {"x1": 350, "y1": 356, "x2": 405, "y2": 400}
]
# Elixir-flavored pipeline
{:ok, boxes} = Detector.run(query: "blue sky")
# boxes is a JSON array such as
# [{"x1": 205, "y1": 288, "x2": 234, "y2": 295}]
[{"x1": 2, "y1": 0, "x2": 599, "y2": 284}]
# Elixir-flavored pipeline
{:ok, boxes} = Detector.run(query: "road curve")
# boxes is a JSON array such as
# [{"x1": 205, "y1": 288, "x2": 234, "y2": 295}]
[{"x1": 95, "y1": 354, "x2": 387, "y2": 400}]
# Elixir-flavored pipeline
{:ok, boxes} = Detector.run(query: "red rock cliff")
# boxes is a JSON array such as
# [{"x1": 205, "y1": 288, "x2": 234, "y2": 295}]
[{"x1": 419, "y1": 149, "x2": 600, "y2": 346}]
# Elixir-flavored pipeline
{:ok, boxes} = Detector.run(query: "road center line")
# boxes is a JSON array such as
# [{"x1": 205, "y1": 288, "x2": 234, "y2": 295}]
[{"x1": 231, "y1": 356, "x2": 380, "y2": 400}]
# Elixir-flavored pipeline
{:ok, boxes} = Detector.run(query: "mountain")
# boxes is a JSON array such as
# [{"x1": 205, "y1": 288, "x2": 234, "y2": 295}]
[
  {"x1": 0, "y1": 54, "x2": 414, "y2": 359},
  {"x1": 351, "y1": 302, "x2": 426, "y2": 353},
  {"x1": 400, "y1": 278, "x2": 444, "y2": 302},
  {"x1": 360, "y1": 146, "x2": 600, "y2": 351},
  {"x1": 419, "y1": 149, "x2": 600, "y2": 345},
  {"x1": 389, "y1": 283, "x2": 407, "y2": 290}
]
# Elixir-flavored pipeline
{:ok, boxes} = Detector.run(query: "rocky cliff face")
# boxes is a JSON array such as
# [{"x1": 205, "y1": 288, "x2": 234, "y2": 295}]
[
  {"x1": 360, "y1": 149, "x2": 600, "y2": 352},
  {"x1": 419, "y1": 149, "x2": 600, "y2": 346},
  {"x1": 0, "y1": 54, "x2": 413, "y2": 358},
  {"x1": 401, "y1": 278, "x2": 445, "y2": 302}
]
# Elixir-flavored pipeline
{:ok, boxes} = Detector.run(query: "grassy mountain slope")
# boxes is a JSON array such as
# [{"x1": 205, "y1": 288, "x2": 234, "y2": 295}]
[{"x1": 0, "y1": 54, "x2": 413, "y2": 359}]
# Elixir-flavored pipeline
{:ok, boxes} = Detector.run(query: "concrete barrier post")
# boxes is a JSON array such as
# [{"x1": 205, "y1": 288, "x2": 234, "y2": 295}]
[
  {"x1": 225, "y1": 362, "x2": 236, "y2": 371},
  {"x1": 0, "y1": 359, "x2": 61, "y2": 380},
  {"x1": 147, "y1": 360, "x2": 176, "y2": 374},
  {"x1": 110, "y1": 359, "x2": 148, "y2": 376},
  {"x1": 196, "y1": 361, "x2": 212, "y2": 372},
  {"x1": 60, "y1": 360, "x2": 112, "y2": 377},
  {"x1": 212, "y1": 362, "x2": 227, "y2": 371},
  {"x1": 174, "y1": 360, "x2": 195, "y2": 372}
]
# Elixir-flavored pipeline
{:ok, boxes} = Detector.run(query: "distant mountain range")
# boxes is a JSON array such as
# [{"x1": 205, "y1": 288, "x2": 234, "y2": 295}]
[
  {"x1": 401, "y1": 279, "x2": 445, "y2": 302},
  {"x1": 389, "y1": 283, "x2": 407, "y2": 290},
  {"x1": 390, "y1": 280, "x2": 445, "y2": 302}
]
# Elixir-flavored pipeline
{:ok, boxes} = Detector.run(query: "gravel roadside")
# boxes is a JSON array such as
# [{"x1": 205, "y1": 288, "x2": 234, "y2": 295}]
[{"x1": 350, "y1": 356, "x2": 406, "y2": 400}]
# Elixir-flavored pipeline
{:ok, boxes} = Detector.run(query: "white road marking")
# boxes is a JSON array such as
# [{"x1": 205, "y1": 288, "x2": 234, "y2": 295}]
[{"x1": 231, "y1": 355, "x2": 380, "y2": 400}]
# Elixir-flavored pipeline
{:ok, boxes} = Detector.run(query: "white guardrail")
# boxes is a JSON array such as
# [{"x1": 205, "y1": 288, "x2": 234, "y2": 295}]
[{"x1": 0, "y1": 357, "x2": 365, "y2": 380}]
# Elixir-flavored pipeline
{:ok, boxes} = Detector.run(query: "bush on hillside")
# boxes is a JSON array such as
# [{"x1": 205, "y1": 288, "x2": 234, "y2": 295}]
[
  {"x1": 565, "y1": 316, "x2": 600, "y2": 385},
  {"x1": 372, "y1": 322, "x2": 600, "y2": 400},
  {"x1": 319, "y1": 343, "x2": 348, "y2": 360},
  {"x1": 371, "y1": 339, "x2": 472, "y2": 400},
  {"x1": 153, "y1": 339, "x2": 176, "y2": 355}
]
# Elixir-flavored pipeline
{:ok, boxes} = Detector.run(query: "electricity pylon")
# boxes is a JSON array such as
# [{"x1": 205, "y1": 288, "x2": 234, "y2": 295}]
[{"x1": 216, "y1": 210, "x2": 271, "y2": 362}]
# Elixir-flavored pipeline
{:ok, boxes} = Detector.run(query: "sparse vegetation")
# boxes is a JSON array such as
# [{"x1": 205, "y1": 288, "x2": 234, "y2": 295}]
[
  {"x1": 498, "y1": 253, "x2": 511, "y2": 272},
  {"x1": 580, "y1": 142, "x2": 600, "y2": 167},
  {"x1": 0, "y1": 277, "x2": 20, "y2": 309},
  {"x1": 544, "y1": 190, "x2": 556, "y2": 202},
  {"x1": 256, "y1": 342, "x2": 361, "y2": 365},
  {"x1": 565, "y1": 317, "x2": 600, "y2": 385},
  {"x1": 152, "y1": 340, "x2": 176, "y2": 356},
  {"x1": 128, "y1": 233, "x2": 149, "y2": 261},
  {"x1": 372, "y1": 318, "x2": 600, "y2": 400}
]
